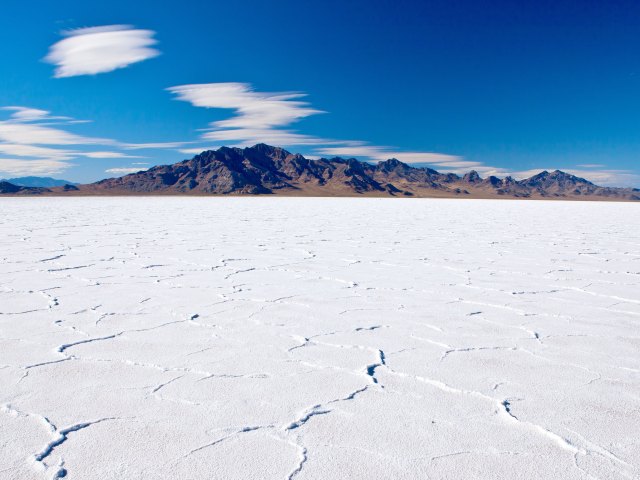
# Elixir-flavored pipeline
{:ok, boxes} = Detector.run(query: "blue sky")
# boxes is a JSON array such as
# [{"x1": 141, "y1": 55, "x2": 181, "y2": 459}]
[{"x1": 0, "y1": 0, "x2": 639, "y2": 186}]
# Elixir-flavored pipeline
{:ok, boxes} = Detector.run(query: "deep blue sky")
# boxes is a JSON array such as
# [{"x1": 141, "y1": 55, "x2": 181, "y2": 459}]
[{"x1": 1, "y1": 0, "x2": 639, "y2": 186}]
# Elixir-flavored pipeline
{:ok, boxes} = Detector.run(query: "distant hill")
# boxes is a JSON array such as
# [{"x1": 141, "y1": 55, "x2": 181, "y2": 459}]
[
  {"x1": 0, "y1": 181, "x2": 51, "y2": 195},
  {"x1": 4, "y1": 176, "x2": 77, "y2": 188},
  {"x1": 1, "y1": 145, "x2": 638, "y2": 200}
]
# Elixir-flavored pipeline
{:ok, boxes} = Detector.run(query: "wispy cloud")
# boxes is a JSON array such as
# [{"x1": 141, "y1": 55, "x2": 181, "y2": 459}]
[
  {"x1": 0, "y1": 107, "x2": 109, "y2": 147},
  {"x1": 0, "y1": 105, "x2": 205, "y2": 177},
  {"x1": 0, "y1": 158, "x2": 72, "y2": 176},
  {"x1": 105, "y1": 166, "x2": 147, "y2": 175},
  {"x1": 202, "y1": 129, "x2": 324, "y2": 146},
  {"x1": 0, "y1": 106, "x2": 146, "y2": 176},
  {"x1": 168, "y1": 83, "x2": 322, "y2": 128},
  {"x1": 124, "y1": 141, "x2": 190, "y2": 150},
  {"x1": 168, "y1": 83, "x2": 325, "y2": 146},
  {"x1": 178, "y1": 147, "x2": 221, "y2": 155},
  {"x1": 83, "y1": 151, "x2": 143, "y2": 159},
  {"x1": 0, "y1": 122, "x2": 108, "y2": 146},
  {"x1": 1, "y1": 106, "x2": 71, "y2": 123},
  {"x1": 45, "y1": 25, "x2": 160, "y2": 78},
  {"x1": 0, "y1": 143, "x2": 75, "y2": 159}
]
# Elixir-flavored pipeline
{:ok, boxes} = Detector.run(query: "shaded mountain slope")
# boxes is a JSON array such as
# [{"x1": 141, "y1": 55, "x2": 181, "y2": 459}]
[{"x1": 0, "y1": 181, "x2": 51, "y2": 195}]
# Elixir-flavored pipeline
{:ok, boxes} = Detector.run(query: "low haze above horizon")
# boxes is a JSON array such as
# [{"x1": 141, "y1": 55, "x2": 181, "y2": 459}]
[{"x1": 1, "y1": 0, "x2": 639, "y2": 187}]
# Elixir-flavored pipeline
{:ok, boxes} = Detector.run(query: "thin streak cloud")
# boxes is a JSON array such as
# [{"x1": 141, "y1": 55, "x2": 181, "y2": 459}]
[
  {"x1": 105, "y1": 166, "x2": 148, "y2": 174},
  {"x1": 0, "y1": 158, "x2": 72, "y2": 176},
  {"x1": 168, "y1": 83, "x2": 325, "y2": 147},
  {"x1": 0, "y1": 106, "x2": 150, "y2": 176}
]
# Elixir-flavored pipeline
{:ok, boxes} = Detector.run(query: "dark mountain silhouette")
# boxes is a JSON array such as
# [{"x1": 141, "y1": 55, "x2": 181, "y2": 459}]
[
  {"x1": 0, "y1": 181, "x2": 51, "y2": 195},
  {"x1": 1, "y1": 145, "x2": 638, "y2": 200}
]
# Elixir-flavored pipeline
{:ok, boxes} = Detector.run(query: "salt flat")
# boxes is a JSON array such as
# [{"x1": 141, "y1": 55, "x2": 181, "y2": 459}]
[{"x1": 0, "y1": 197, "x2": 638, "y2": 480}]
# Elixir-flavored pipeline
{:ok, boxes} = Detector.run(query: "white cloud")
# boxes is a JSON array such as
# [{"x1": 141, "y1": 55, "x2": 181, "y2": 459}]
[
  {"x1": 0, "y1": 158, "x2": 71, "y2": 176},
  {"x1": 316, "y1": 146, "x2": 388, "y2": 158},
  {"x1": 168, "y1": 83, "x2": 325, "y2": 147},
  {"x1": 0, "y1": 105, "x2": 148, "y2": 178},
  {"x1": 45, "y1": 25, "x2": 160, "y2": 78},
  {"x1": 105, "y1": 167, "x2": 147, "y2": 175},
  {"x1": 178, "y1": 147, "x2": 221, "y2": 155},
  {"x1": 124, "y1": 141, "x2": 190, "y2": 150},
  {"x1": 202, "y1": 128, "x2": 324, "y2": 146},
  {"x1": 168, "y1": 83, "x2": 323, "y2": 128},
  {"x1": 0, "y1": 106, "x2": 86, "y2": 126},
  {"x1": 0, "y1": 122, "x2": 108, "y2": 146},
  {"x1": 2, "y1": 107, "x2": 52, "y2": 122},
  {"x1": 83, "y1": 151, "x2": 143, "y2": 159},
  {"x1": 511, "y1": 168, "x2": 556, "y2": 179},
  {"x1": 0, "y1": 143, "x2": 75, "y2": 159}
]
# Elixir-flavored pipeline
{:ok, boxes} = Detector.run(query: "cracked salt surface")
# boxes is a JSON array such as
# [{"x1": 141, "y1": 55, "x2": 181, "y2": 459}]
[{"x1": 0, "y1": 197, "x2": 639, "y2": 479}]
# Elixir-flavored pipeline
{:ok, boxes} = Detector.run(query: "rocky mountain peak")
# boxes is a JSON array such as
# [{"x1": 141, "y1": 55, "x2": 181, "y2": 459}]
[
  {"x1": 375, "y1": 158, "x2": 411, "y2": 173},
  {"x1": 463, "y1": 170, "x2": 482, "y2": 183}
]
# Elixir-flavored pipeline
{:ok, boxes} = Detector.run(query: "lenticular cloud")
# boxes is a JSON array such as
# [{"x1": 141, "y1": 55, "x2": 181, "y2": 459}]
[{"x1": 45, "y1": 25, "x2": 160, "y2": 78}]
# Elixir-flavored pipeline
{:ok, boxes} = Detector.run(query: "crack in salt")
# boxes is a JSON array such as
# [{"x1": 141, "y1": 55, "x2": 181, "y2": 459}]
[
  {"x1": 31, "y1": 417, "x2": 119, "y2": 478},
  {"x1": 1, "y1": 403, "x2": 118, "y2": 479},
  {"x1": 387, "y1": 368, "x2": 586, "y2": 456}
]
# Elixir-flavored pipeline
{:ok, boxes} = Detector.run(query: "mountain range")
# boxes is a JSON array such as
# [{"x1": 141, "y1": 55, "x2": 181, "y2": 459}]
[
  {"x1": 1, "y1": 144, "x2": 638, "y2": 200},
  {"x1": 0, "y1": 176, "x2": 77, "y2": 188}
]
